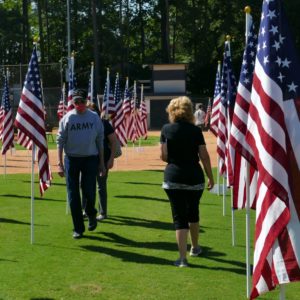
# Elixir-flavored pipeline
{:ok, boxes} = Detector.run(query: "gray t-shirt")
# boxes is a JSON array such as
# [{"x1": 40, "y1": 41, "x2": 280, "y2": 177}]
[{"x1": 57, "y1": 109, "x2": 104, "y2": 157}]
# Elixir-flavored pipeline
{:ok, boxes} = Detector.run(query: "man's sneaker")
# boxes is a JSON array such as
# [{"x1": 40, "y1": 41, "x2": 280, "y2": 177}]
[
  {"x1": 189, "y1": 246, "x2": 202, "y2": 257},
  {"x1": 174, "y1": 258, "x2": 188, "y2": 267},
  {"x1": 96, "y1": 214, "x2": 107, "y2": 221},
  {"x1": 88, "y1": 215, "x2": 97, "y2": 231},
  {"x1": 73, "y1": 231, "x2": 83, "y2": 239}
]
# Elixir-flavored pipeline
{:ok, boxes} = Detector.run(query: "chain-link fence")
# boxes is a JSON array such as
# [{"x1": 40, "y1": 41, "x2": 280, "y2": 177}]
[{"x1": 0, "y1": 63, "x2": 62, "y2": 129}]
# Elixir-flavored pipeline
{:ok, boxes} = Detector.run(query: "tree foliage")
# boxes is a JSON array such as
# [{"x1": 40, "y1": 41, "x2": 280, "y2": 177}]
[{"x1": 0, "y1": 0, "x2": 300, "y2": 96}]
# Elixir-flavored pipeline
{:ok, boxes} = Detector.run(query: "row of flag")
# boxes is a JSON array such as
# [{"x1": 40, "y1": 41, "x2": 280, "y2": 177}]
[
  {"x1": 210, "y1": 1, "x2": 300, "y2": 299},
  {"x1": 57, "y1": 60, "x2": 148, "y2": 146},
  {"x1": 0, "y1": 45, "x2": 51, "y2": 195}
]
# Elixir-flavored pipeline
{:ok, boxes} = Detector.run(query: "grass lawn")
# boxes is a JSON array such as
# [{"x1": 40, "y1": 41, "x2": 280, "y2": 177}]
[
  {"x1": 6, "y1": 135, "x2": 160, "y2": 150},
  {"x1": 0, "y1": 170, "x2": 300, "y2": 299}
]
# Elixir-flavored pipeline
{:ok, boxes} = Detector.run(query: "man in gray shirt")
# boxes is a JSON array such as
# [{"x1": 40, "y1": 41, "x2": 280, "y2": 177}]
[{"x1": 57, "y1": 89, "x2": 106, "y2": 239}]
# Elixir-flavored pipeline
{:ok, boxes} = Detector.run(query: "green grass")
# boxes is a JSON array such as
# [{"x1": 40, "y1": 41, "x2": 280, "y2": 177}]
[
  {"x1": 4, "y1": 135, "x2": 160, "y2": 150},
  {"x1": 0, "y1": 170, "x2": 300, "y2": 299}
]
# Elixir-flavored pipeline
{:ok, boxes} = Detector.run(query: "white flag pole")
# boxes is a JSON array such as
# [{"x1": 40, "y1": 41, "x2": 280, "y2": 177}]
[
  {"x1": 226, "y1": 35, "x2": 236, "y2": 247},
  {"x1": 62, "y1": 82, "x2": 66, "y2": 116},
  {"x1": 222, "y1": 176, "x2": 226, "y2": 216},
  {"x1": 90, "y1": 62, "x2": 94, "y2": 103},
  {"x1": 4, "y1": 154, "x2": 7, "y2": 177},
  {"x1": 105, "y1": 68, "x2": 110, "y2": 118},
  {"x1": 31, "y1": 144, "x2": 36, "y2": 244},
  {"x1": 217, "y1": 155, "x2": 220, "y2": 195},
  {"x1": 245, "y1": 6, "x2": 252, "y2": 298},
  {"x1": 231, "y1": 189, "x2": 236, "y2": 246},
  {"x1": 279, "y1": 284, "x2": 286, "y2": 300}
]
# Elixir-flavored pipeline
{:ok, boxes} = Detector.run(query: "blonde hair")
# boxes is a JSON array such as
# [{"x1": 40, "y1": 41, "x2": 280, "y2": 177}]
[{"x1": 166, "y1": 96, "x2": 195, "y2": 124}]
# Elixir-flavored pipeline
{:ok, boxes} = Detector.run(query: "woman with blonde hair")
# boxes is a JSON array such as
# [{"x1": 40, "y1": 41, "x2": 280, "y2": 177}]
[{"x1": 160, "y1": 96, "x2": 214, "y2": 267}]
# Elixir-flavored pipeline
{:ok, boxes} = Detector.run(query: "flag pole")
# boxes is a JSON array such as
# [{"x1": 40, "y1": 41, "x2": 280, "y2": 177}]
[
  {"x1": 217, "y1": 156, "x2": 220, "y2": 195},
  {"x1": 105, "y1": 68, "x2": 110, "y2": 118},
  {"x1": 226, "y1": 35, "x2": 236, "y2": 247},
  {"x1": 62, "y1": 82, "x2": 66, "y2": 116},
  {"x1": 245, "y1": 6, "x2": 252, "y2": 298},
  {"x1": 4, "y1": 154, "x2": 6, "y2": 177},
  {"x1": 90, "y1": 62, "x2": 94, "y2": 103},
  {"x1": 279, "y1": 284, "x2": 286, "y2": 300},
  {"x1": 31, "y1": 144, "x2": 35, "y2": 244},
  {"x1": 222, "y1": 175, "x2": 226, "y2": 216},
  {"x1": 62, "y1": 81, "x2": 69, "y2": 215}
]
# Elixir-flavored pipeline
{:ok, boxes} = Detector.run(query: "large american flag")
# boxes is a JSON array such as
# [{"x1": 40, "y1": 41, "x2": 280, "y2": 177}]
[
  {"x1": 14, "y1": 46, "x2": 51, "y2": 195},
  {"x1": 67, "y1": 55, "x2": 76, "y2": 111},
  {"x1": 210, "y1": 62, "x2": 221, "y2": 137},
  {"x1": 245, "y1": 1, "x2": 300, "y2": 298},
  {"x1": 229, "y1": 17, "x2": 258, "y2": 209},
  {"x1": 57, "y1": 84, "x2": 67, "y2": 121},
  {"x1": 101, "y1": 69, "x2": 115, "y2": 116},
  {"x1": 112, "y1": 73, "x2": 127, "y2": 146},
  {"x1": 1, "y1": 76, "x2": 14, "y2": 155},
  {"x1": 217, "y1": 40, "x2": 237, "y2": 177}
]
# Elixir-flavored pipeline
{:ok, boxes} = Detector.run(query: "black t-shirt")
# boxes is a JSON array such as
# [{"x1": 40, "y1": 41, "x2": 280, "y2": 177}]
[
  {"x1": 160, "y1": 121, "x2": 206, "y2": 185},
  {"x1": 102, "y1": 119, "x2": 115, "y2": 163}
]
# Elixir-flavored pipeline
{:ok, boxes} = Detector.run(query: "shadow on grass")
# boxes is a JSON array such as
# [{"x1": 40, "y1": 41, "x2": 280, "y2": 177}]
[
  {"x1": 0, "y1": 217, "x2": 30, "y2": 225},
  {"x1": 200, "y1": 246, "x2": 247, "y2": 275},
  {"x1": 0, "y1": 217, "x2": 48, "y2": 227},
  {"x1": 123, "y1": 181, "x2": 161, "y2": 186},
  {"x1": 103, "y1": 215, "x2": 173, "y2": 231},
  {"x1": 30, "y1": 298, "x2": 55, "y2": 300},
  {"x1": 0, "y1": 258, "x2": 18, "y2": 262},
  {"x1": 47, "y1": 182, "x2": 66, "y2": 187},
  {"x1": 0, "y1": 194, "x2": 64, "y2": 202},
  {"x1": 114, "y1": 195, "x2": 167, "y2": 202},
  {"x1": 87, "y1": 231, "x2": 177, "y2": 252},
  {"x1": 81, "y1": 244, "x2": 174, "y2": 266}
]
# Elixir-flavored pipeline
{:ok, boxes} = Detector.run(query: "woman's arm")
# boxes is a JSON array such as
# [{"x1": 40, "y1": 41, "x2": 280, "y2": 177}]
[
  {"x1": 199, "y1": 145, "x2": 214, "y2": 190},
  {"x1": 106, "y1": 132, "x2": 117, "y2": 169},
  {"x1": 160, "y1": 143, "x2": 168, "y2": 162}
]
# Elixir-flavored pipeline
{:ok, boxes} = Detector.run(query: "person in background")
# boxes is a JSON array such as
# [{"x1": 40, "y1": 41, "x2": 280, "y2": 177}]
[
  {"x1": 160, "y1": 96, "x2": 214, "y2": 267},
  {"x1": 194, "y1": 103, "x2": 206, "y2": 130},
  {"x1": 57, "y1": 89, "x2": 106, "y2": 239},
  {"x1": 82, "y1": 101, "x2": 117, "y2": 221}
]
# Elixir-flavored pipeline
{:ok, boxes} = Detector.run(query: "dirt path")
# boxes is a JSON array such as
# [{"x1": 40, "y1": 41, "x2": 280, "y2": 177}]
[{"x1": 0, "y1": 131, "x2": 217, "y2": 174}]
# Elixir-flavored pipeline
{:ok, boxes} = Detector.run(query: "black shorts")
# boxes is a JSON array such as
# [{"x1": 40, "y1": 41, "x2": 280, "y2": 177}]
[{"x1": 165, "y1": 189, "x2": 204, "y2": 230}]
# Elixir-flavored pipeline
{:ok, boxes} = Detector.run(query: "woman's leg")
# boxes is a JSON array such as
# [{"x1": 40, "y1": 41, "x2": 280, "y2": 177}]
[
  {"x1": 97, "y1": 171, "x2": 108, "y2": 216},
  {"x1": 176, "y1": 229, "x2": 189, "y2": 260},
  {"x1": 189, "y1": 222, "x2": 199, "y2": 248},
  {"x1": 165, "y1": 189, "x2": 189, "y2": 260},
  {"x1": 187, "y1": 190, "x2": 203, "y2": 251}
]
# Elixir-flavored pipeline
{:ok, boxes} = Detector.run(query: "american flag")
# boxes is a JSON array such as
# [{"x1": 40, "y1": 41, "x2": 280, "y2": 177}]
[
  {"x1": 57, "y1": 84, "x2": 67, "y2": 121},
  {"x1": 112, "y1": 73, "x2": 127, "y2": 146},
  {"x1": 67, "y1": 55, "x2": 76, "y2": 111},
  {"x1": 101, "y1": 69, "x2": 115, "y2": 116},
  {"x1": 14, "y1": 45, "x2": 51, "y2": 195},
  {"x1": 229, "y1": 17, "x2": 258, "y2": 209},
  {"x1": 245, "y1": 1, "x2": 300, "y2": 298},
  {"x1": 1, "y1": 76, "x2": 14, "y2": 155},
  {"x1": 217, "y1": 40, "x2": 237, "y2": 177},
  {"x1": 210, "y1": 62, "x2": 221, "y2": 137},
  {"x1": 204, "y1": 97, "x2": 211, "y2": 127}
]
